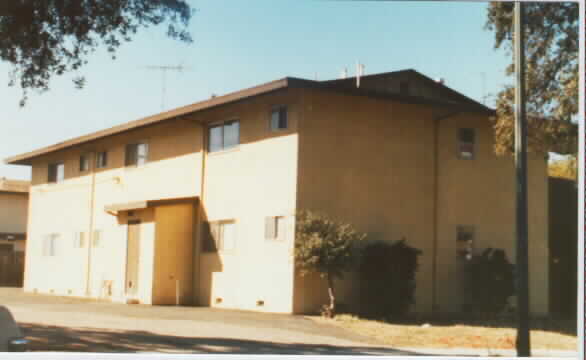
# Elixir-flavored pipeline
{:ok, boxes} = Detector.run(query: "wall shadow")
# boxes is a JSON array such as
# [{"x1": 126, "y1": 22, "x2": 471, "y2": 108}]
[{"x1": 18, "y1": 322, "x2": 420, "y2": 355}]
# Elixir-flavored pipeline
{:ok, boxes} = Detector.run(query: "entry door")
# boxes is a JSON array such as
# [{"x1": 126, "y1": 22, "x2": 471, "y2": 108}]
[{"x1": 125, "y1": 220, "x2": 141, "y2": 296}]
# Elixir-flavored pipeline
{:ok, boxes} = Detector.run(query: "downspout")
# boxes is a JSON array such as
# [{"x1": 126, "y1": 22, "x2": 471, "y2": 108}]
[
  {"x1": 195, "y1": 120, "x2": 207, "y2": 305},
  {"x1": 85, "y1": 153, "x2": 97, "y2": 296},
  {"x1": 431, "y1": 111, "x2": 461, "y2": 312}
]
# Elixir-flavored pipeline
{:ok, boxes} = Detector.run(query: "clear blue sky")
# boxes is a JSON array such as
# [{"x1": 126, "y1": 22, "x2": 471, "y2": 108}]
[{"x1": 0, "y1": 1, "x2": 512, "y2": 180}]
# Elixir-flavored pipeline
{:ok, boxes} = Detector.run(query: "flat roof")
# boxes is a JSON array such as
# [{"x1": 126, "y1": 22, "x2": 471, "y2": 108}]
[{"x1": 5, "y1": 72, "x2": 493, "y2": 166}]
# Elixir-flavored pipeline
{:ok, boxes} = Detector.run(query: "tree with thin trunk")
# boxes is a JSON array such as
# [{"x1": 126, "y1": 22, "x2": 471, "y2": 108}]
[{"x1": 294, "y1": 210, "x2": 365, "y2": 317}]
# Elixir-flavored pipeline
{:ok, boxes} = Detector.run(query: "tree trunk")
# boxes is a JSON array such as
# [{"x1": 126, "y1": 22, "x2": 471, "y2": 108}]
[{"x1": 327, "y1": 272, "x2": 336, "y2": 318}]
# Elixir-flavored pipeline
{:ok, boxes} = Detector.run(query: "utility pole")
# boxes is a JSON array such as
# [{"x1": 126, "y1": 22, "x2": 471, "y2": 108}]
[
  {"x1": 514, "y1": 1, "x2": 530, "y2": 357},
  {"x1": 146, "y1": 65, "x2": 186, "y2": 111}
]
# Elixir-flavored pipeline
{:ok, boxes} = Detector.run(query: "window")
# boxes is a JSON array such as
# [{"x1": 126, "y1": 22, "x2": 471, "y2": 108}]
[
  {"x1": 42, "y1": 234, "x2": 59, "y2": 256},
  {"x1": 79, "y1": 154, "x2": 90, "y2": 172},
  {"x1": 125, "y1": 143, "x2": 148, "y2": 166},
  {"x1": 265, "y1": 216, "x2": 287, "y2": 241},
  {"x1": 456, "y1": 225, "x2": 474, "y2": 260},
  {"x1": 208, "y1": 120, "x2": 240, "y2": 152},
  {"x1": 48, "y1": 162, "x2": 65, "y2": 183},
  {"x1": 270, "y1": 106, "x2": 288, "y2": 131},
  {"x1": 92, "y1": 230, "x2": 102, "y2": 248},
  {"x1": 96, "y1": 151, "x2": 108, "y2": 168},
  {"x1": 73, "y1": 232, "x2": 86, "y2": 248},
  {"x1": 458, "y1": 128, "x2": 475, "y2": 159},
  {"x1": 202, "y1": 220, "x2": 236, "y2": 252}
]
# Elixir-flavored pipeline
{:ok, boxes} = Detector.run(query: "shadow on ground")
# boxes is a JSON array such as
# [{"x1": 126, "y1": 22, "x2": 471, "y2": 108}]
[{"x1": 18, "y1": 322, "x2": 422, "y2": 355}]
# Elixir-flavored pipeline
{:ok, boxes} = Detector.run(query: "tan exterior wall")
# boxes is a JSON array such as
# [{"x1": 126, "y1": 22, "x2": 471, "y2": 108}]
[
  {"x1": 152, "y1": 202, "x2": 195, "y2": 305},
  {"x1": 294, "y1": 89, "x2": 548, "y2": 315},
  {"x1": 0, "y1": 192, "x2": 28, "y2": 234},
  {"x1": 195, "y1": 91, "x2": 299, "y2": 313}
]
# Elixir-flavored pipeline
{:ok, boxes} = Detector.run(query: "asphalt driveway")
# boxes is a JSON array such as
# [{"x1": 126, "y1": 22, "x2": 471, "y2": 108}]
[{"x1": 0, "y1": 287, "x2": 417, "y2": 355}]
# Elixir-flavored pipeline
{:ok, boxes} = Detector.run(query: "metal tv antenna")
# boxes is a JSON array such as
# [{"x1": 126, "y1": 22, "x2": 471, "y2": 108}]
[{"x1": 146, "y1": 64, "x2": 189, "y2": 111}]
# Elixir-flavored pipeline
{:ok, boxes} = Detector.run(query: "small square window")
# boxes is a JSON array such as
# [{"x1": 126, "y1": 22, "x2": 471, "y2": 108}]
[
  {"x1": 270, "y1": 106, "x2": 288, "y2": 131},
  {"x1": 96, "y1": 151, "x2": 108, "y2": 168},
  {"x1": 265, "y1": 216, "x2": 287, "y2": 241},
  {"x1": 458, "y1": 128, "x2": 475, "y2": 160},
  {"x1": 456, "y1": 225, "x2": 474, "y2": 260},
  {"x1": 43, "y1": 233, "x2": 59, "y2": 256},
  {"x1": 202, "y1": 220, "x2": 236, "y2": 252},
  {"x1": 79, "y1": 154, "x2": 90, "y2": 172},
  {"x1": 208, "y1": 120, "x2": 240, "y2": 152},
  {"x1": 48, "y1": 162, "x2": 65, "y2": 183},
  {"x1": 125, "y1": 143, "x2": 148, "y2": 166},
  {"x1": 92, "y1": 230, "x2": 102, "y2": 248},
  {"x1": 74, "y1": 232, "x2": 86, "y2": 248}
]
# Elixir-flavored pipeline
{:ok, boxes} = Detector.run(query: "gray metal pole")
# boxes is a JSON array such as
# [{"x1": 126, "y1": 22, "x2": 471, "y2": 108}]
[{"x1": 514, "y1": 1, "x2": 530, "y2": 357}]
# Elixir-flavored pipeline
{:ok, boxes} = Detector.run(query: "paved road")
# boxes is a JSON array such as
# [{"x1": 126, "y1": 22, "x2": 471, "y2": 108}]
[{"x1": 0, "y1": 288, "x2": 420, "y2": 355}]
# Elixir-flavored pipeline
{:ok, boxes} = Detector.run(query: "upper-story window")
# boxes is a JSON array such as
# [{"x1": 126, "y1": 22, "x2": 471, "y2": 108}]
[
  {"x1": 48, "y1": 162, "x2": 65, "y2": 183},
  {"x1": 209, "y1": 120, "x2": 240, "y2": 153},
  {"x1": 125, "y1": 143, "x2": 148, "y2": 166},
  {"x1": 270, "y1": 106, "x2": 288, "y2": 131},
  {"x1": 79, "y1": 154, "x2": 91, "y2": 172},
  {"x1": 458, "y1": 128, "x2": 475, "y2": 160},
  {"x1": 96, "y1": 151, "x2": 108, "y2": 168}
]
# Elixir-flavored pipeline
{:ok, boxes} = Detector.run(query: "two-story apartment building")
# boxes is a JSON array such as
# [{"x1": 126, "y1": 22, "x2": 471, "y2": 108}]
[{"x1": 4, "y1": 70, "x2": 549, "y2": 315}]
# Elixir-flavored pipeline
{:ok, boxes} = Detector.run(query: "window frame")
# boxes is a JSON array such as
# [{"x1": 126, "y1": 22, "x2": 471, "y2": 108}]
[
  {"x1": 202, "y1": 220, "x2": 237, "y2": 252},
  {"x1": 96, "y1": 151, "x2": 108, "y2": 169},
  {"x1": 457, "y1": 128, "x2": 476, "y2": 160},
  {"x1": 456, "y1": 225, "x2": 475, "y2": 260},
  {"x1": 265, "y1": 216, "x2": 287, "y2": 241},
  {"x1": 125, "y1": 142, "x2": 149, "y2": 167},
  {"x1": 79, "y1": 154, "x2": 91, "y2": 172},
  {"x1": 48, "y1": 162, "x2": 65, "y2": 183},
  {"x1": 73, "y1": 231, "x2": 86, "y2": 248},
  {"x1": 207, "y1": 119, "x2": 240, "y2": 153},
  {"x1": 269, "y1": 106, "x2": 288, "y2": 132},
  {"x1": 43, "y1": 233, "x2": 59, "y2": 256}
]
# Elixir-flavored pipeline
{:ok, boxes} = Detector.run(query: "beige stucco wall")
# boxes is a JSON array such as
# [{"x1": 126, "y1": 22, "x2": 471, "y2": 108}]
[
  {"x1": 294, "y1": 89, "x2": 548, "y2": 315},
  {"x1": 0, "y1": 192, "x2": 28, "y2": 234},
  {"x1": 195, "y1": 91, "x2": 299, "y2": 313},
  {"x1": 24, "y1": 117, "x2": 202, "y2": 303}
]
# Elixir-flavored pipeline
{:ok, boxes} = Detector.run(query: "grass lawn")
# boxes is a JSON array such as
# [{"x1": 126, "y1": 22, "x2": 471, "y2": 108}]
[{"x1": 311, "y1": 314, "x2": 577, "y2": 351}]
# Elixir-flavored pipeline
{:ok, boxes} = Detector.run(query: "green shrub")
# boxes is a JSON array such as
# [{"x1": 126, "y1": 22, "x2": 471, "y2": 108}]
[
  {"x1": 464, "y1": 248, "x2": 515, "y2": 314},
  {"x1": 358, "y1": 239, "x2": 422, "y2": 318},
  {"x1": 294, "y1": 210, "x2": 365, "y2": 318}
]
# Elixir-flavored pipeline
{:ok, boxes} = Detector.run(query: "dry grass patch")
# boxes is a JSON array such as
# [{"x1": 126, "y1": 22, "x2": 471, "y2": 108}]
[{"x1": 312, "y1": 314, "x2": 577, "y2": 350}]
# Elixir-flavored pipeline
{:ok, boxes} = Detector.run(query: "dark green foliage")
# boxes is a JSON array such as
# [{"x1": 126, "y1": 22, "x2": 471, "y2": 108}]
[
  {"x1": 464, "y1": 248, "x2": 515, "y2": 314},
  {"x1": 294, "y1": 210, "x2": 365, "y2": 317},
  {"x1": 358, "y1": 239, "x2": 422, "y2": 318},
  {"x1": 0, "y1": 1, "x2": 194, "y2": 106}
]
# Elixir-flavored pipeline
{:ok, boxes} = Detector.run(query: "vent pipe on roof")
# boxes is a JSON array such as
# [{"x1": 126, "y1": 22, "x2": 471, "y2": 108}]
[{"x1": 435, "y1": 78, "x2": 445, "y2": 85}]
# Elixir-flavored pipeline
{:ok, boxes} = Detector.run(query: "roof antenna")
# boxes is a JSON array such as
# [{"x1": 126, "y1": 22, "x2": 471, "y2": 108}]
[{"x1": 145, "y1": 64, "x2": 190, "y2": 111}]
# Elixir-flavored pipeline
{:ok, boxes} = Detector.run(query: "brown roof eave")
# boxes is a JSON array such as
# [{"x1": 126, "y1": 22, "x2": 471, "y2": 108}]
[{"x1": 4, "y1": 78, "x2": 293, "y2": 166}]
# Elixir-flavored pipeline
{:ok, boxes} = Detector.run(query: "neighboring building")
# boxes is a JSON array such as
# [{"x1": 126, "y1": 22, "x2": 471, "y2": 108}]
[
  {"x1": 4, "y1": 70, "x2": 549, "y2": 315},
  {"x1": 0, "y1": 178, "x2": 29, "y2": 254}
]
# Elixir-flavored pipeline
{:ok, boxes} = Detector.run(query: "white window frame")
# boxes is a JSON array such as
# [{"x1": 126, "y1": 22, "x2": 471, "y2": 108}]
[
  {"x1": 269, "y1": 106, "x2": 288, "y2": 131},
  {"x1": 265, "y1": 216, "x2": 287, "y2": 241},
  {"x1": 202, "y1": 220, "x2": 237, "y2": 252},
  {"x1": 73, "y1": 231, "x2": 86, "y2": 248},
  {"x1": 208, "y1": 120, "x2": 240, "y2": 153},
  {"x1": 125, "y1": 142, "x2": 149, "y2": 167},
  {"x1": 43, "y1": 234, "x2": 59, "y2": 256},
  {"x1": 79, "y1": 154, "x2": 91, "y2": 172},
  {"x1": 96, "y1": 151, "x2": 108, "y2": 169},
  {"x1": 48, "y1": 162, "x2": 65, "y2": 183}
]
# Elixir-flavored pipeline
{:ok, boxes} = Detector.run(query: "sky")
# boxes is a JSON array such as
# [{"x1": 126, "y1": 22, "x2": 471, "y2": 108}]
[{"x1": 0, "y1": 1, "x2": 513, "y2": 180}]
